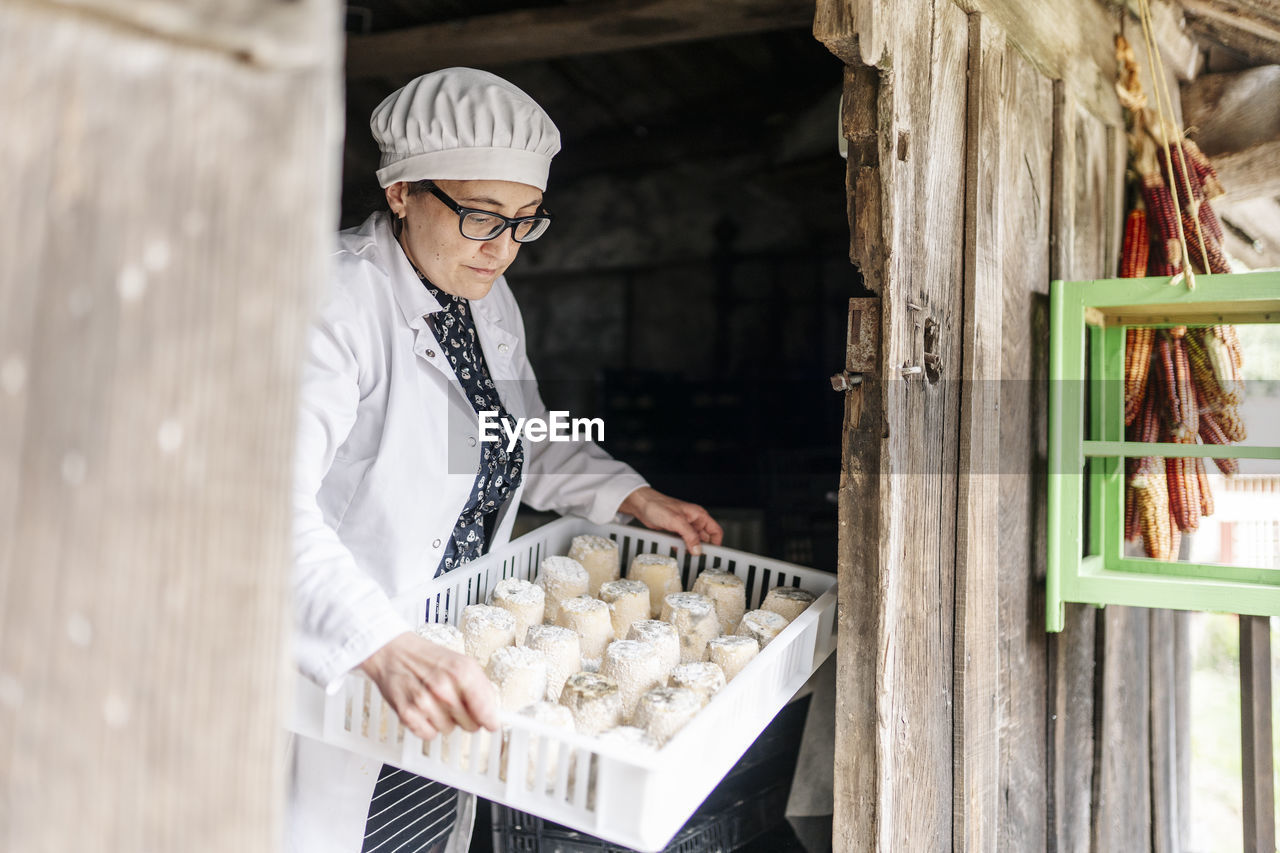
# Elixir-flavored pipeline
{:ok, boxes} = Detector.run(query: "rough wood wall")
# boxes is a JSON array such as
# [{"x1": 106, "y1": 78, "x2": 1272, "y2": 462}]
[
  {"x1": 0, "y1": 1, "x2": 340, "y2": 850},
  {"x1": 819, "y1": 0, "x2": 1193, "y2": 849}
]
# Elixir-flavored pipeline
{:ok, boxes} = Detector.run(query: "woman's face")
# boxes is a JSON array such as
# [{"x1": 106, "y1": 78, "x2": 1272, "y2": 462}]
[{"x1": 387, "y1": 178, "x2": 543, "y2": 300}]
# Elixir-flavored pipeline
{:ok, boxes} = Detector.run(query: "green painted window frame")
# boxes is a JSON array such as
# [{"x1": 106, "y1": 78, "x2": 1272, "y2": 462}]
[{"x1": 1047, "y1": 271, "x2": 1280, "y2": 632}]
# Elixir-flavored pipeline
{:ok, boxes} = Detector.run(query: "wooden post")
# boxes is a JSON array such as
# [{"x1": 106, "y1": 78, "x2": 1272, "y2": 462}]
[
  {"x1": 0, "y1": 1, "x2": 339, "y2": 850},
  {"x1": 1240, "y1": 615, "x2": 1276, "y2": 853}
]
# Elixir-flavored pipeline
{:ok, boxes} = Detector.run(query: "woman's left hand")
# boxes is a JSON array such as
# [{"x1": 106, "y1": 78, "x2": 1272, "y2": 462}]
[{"x1": 618, "y1": 486, "x2": 724, "y2": 556}]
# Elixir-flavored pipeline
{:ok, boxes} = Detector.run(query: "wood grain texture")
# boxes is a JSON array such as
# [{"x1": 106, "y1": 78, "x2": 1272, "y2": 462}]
[
  {"x1": 1240, "y1": 615, "x2": 1276, "y2": 853},
  {"x1": 1047, "y1": 77, "x2": 1125, "y2": 853},
  {"x1": 995, "y1": 44, "x2": 1053, "y2": 853},
  {"x1": 1093, "y1": 606, "x2": 1153, "y2": 853},
  {"x1": 0, "y1": 1, "x2": 339, "y2": 850},
  {"x1": 953, "y1": 13, "x2": 1003, "y2": 852},
  {"x1": 1182, "y1": 0, "x2": 1280, "y2": 65},
  {"x1": 346, "y1": 0, "x2": 816, "y2": 79},
  {"x1": 1181, "y1": 66, "x2": 1280, "y2": 156},
  {"x1": 1150, "y1": 609, "x2": 1185, "y2": 853}
]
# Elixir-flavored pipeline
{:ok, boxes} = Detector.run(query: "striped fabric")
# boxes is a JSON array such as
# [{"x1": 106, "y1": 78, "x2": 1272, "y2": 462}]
[{"x1": 361, "y1": 764, "x2": 457, "y2": 853}]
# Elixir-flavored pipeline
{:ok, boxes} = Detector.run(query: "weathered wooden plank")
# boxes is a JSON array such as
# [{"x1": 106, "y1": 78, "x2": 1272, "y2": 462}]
[
  {"x1": 1047, "y1": 77, "x2": 1123, "y2": 853},
  {"x1": 953, "y1": 13, "x2": 1003, "y2": 853},
  {"x1": 875, "y1": 0, "x2": 968, "y2": 847},
  {"x1": 1215, "y1": 139, "x2": 1280, "y2": 202},
  {"x1": 834, "y1": 297, "x2": 884, "y2": 853},
  {"x1": 0, "y1": 0, "x2": 338, "y2": 850},
  {"x1": 1182, "y1": 0, "x2": 1280, "y2": 66},
  {"x1": 346, "y1": 0, "x2": 815, "y2": 79},
  {"x1": 1093, "y1": 607, "x2": 1154, "y2": 853},
  {"x1": 1181, "y1": 66, "x2": 1280, "y2": 157},
  {"x1": 1150, "y1": 609, "x2": 1183, "y2": 853},
  {"x1": 833, "y1": 63, "x2": 885, "y2": 853},
  {"x1": 1240, "y1": 614, "x2": 1276, "y2": 853},
  {"x1": 1046, "y1": 605, "x2": 1097, "y2": 853},
  {"x1": 995, "y1": 44, "x2": 1053, "y2": 853}
]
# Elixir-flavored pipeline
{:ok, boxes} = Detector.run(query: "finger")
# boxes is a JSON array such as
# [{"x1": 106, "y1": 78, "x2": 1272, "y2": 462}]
[
  {"x1": 427, "y1": 676, "x2": 480, "y2": 733},
  {"x1": 664, "y1": 514, "x2": 702, "y2": 556},
  {"x1": 398, "y1": 706, "x2": 439, "y2": 743},
  {"x1": 413, "y1": 689, "x2": 454, "y2": 738},
  {"x1": 698, "y1": 514, "x2": 724, "y2": 546},
  {"x1": 459, "y1": 672, "x2": 500, "y2": 731}
]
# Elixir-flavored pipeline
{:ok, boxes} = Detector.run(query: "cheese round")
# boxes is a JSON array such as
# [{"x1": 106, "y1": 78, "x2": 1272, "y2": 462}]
[
  {"x1": 600, "y1": 639, "x2": 666, "y2": 721},
  {"x1": 487, "y1": 645, "x2": 549, "y2": 712},
  {"x1": 626, "y1": 553, "x2": 683, "y2": 617},
  {"x1": 626, "y1": 619, "x2": 681, "y2": 681},
  {"x1": 568, "y1": 534, "x2": 621, "y2": 596},
  {"x1": 735, "y1": 609, "x2": 789, "y2": 648},
  {"x1": 633, "y1": 687, "x2": 701, "y2": 744},
  {"x1": 416, "y1": 622, "x2": 465, "y2": 654},
  {"x1": 559, "y1": 672, "x2": 624, "y2": 735},
  {"x1": 490, "y1": 577, "x2": 546, "y2": 645},
  {"x1": 507, "y1": 700, "x2": 576, "y2": 790},
  {"x1": 524, "y1": 624, "x2": 581, "y2": 702},
  {"x1": 599, "y1": 579, "x2": 651, "y2": 641},
  {"x1": 691, "y1": 569, "x2": 747, "y2": 634},
  {"x1": 461, "y1": 604, "x2": 517, "y2": 668},
  {"x1": 660, "y1": 592, "x2": 719, "y2": 663},
  {"x1": 597, "y1": 724, "x2": 660, "y2": 754},
  {"x1": 668, "y1": 661, "x2": 726, "y2": 707},
  {"x1": 708, "y1": 634, "x2": 758, "y2": 682},
  {"x1": 536, "y1": 556, "x2": 590, "y2": 623},
  {"x1": 555, "y1": 596, "x2": 615, "y2": 668},
  {"x1": 761, "y1": 586, "x2": 817, "y2": 622}
]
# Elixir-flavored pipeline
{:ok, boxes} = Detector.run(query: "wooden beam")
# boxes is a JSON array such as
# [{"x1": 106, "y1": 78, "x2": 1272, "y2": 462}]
[
  {"x1": 1215, "y1": 138, "x2": 1280, "y2": 201},
  {"x1": 0, "y1": 0, "x2": 337, "y2": 849},
  {"x1": 1240, "y1": 615, "x2": 1277, "y2": 853},
  {"x1": 953, "y1": 13, "x2": 1003, "y2": 852},
  {"x1": 344, "y1": 0, "x2": 815, "y2": 79},
  {"x1": 1182, "y1": 66, "x2": 1280, "y2": 156},
  {"x1": 1182, "y1": 0, "x2": 1280, "y2": 65}
]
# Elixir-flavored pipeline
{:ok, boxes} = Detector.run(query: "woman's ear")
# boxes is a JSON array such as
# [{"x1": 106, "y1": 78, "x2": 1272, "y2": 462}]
[{"x1": 384, "y1": 182, "x2": 409, "y2": 219}]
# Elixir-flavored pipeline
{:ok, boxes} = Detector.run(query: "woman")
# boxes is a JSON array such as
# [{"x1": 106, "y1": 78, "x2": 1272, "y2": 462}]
[{"x1": 289, "y1": 68, "x2": 722, "y2": 852}]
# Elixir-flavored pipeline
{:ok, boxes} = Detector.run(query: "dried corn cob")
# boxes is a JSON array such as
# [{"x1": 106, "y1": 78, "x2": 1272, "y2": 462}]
[
  {"x1": 1181, "y1": 138, "x2": 1224, "y2": 200},
  {"x1": 1124, "y1": 480, "x2": 1140, "y2": 541},
  {"x1": 1164, "y1": 453, "x2": 1200, "y2": 533},
  {"x1": 1134, "y1": 468, "x2": 1172, "y2": 560},
  {"x1": 1204, "y1": 333, "x2": 1244, "y2": 404},
  {"x1": 1197, "y1": 195, "x2": 1225, "y2": 245},
  {"x1": 1140, "y1": 172, "x2": 1184, "y2": 275},
  {"x1": 1156, "y1": 334, "x2": 1183, "y2": 428},
  {"x1": 1216, "y1": 406, "x2": 1247, "y2": 443},
  {"x1": 1121, "y1": 209, "x2": 1149, "y2": 278},
  {"x1": 1180, "y1": 210, "x2": 1230, "y2": 274},
  {"x1": 1171, "y1": 333, "x2": 1199, "y2": 437},
  {"x1": 1125, "y1": 327, "x2": 1155, "y2": 425},
  {"x1": 1195, "y1": 457, "x2": 1214, "y2": 517},
  {"x1": 1187, "y1": 329, "x2": 1240, "y2": 409},
  {"x1": 1215, "y1": 325, "x2": 1244, "y2": 371},
  {"x1": 1198, "y1": 410, "x2": 1241, "y2": 475},
  {"x1": 1169, "y1": 527, "x2": 1182, "y2": 562}
]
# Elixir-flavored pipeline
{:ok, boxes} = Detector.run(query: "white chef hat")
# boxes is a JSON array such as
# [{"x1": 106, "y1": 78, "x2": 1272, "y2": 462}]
[{"x1": 370, "y1": 67, "x2": 561, "y2": 191}]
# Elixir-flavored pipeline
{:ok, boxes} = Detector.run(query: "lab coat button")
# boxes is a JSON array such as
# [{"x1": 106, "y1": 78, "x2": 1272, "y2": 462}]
[
  {"x1": 425, "y1": 349, "x2": 436, "y2": 358},
  {"x1": 468, "y1": 436, "x2": 477, "y2": 447},
  {"x1": 432, "y1": 538, "x2": 442, "y2": 549},
  {"x1": 498, "y1": 343, "x2": 509, "y2": 353}
]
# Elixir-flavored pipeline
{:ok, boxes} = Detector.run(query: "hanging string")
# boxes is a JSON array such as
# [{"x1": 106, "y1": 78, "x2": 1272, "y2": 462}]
[{"x1": 1135, "y1": 0, "x2": 1210, "y2": 287}]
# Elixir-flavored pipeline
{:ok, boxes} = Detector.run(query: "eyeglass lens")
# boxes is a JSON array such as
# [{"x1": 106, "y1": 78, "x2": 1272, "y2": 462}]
[{"x1": 460, "y1": 212, "x2": 550, "y2": 243}]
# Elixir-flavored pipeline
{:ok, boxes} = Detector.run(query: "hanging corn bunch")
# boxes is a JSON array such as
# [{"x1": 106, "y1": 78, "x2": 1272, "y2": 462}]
[{"x1": 1114, "y1": 34, "x2": 1248, "y2": 561}]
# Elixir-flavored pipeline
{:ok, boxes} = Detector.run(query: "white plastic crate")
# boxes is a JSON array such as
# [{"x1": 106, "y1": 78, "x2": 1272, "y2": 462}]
[{"x1": 288, "y1": 516, "x2": 837, "y2": 852}]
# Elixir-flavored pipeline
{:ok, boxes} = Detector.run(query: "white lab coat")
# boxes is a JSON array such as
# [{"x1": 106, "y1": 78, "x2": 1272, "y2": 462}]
[{"x1": 288, "y1": 211, "x2": 648, "y2": 852}]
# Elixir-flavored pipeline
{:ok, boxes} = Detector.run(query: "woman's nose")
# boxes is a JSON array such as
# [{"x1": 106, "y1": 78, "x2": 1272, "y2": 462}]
[{"x1": 483, "y1": 229, "x2": 518, "y2": 260}]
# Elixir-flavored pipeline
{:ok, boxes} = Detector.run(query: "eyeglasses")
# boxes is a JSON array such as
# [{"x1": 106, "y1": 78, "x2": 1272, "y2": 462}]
[{"x1": 426, "y1": 185, "x2": 553, "y2": 243}]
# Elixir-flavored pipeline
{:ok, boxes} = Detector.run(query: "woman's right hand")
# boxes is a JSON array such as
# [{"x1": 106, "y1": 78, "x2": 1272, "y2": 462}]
[{"x1": 358, "y1": 632, "x2": 500, "y2": 742}]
